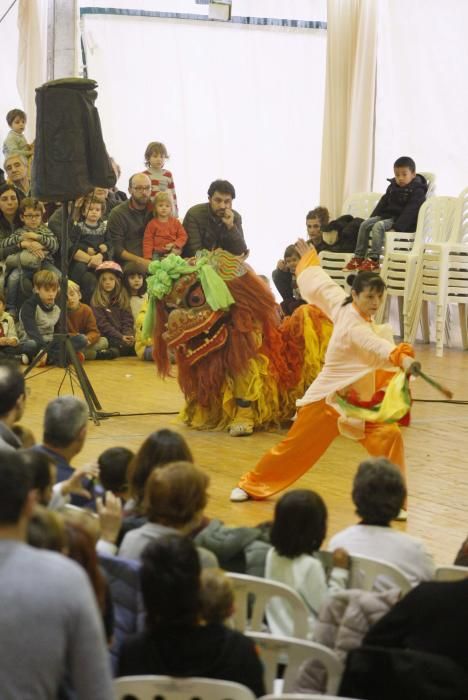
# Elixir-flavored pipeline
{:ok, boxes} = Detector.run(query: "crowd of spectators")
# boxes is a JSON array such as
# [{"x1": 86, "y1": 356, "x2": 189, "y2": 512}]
[{"x1": 0, "y1": 358, "x2": 466, "y2": 698}]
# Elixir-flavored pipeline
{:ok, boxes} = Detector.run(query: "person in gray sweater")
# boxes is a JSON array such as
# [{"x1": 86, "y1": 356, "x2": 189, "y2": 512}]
[{"x1": 0, "y1": 450, "x2": 113, "y2": 700}]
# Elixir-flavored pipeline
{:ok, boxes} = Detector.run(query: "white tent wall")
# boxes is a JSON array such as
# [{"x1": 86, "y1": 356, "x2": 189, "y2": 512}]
[
  {"x1": 80, "y1": 1, "x2": 327, "y2": 276},
  {"x1": 374, "y1": 0, "x2": 468, "y2": 196},
  {"x1": 0, "y1": 0, "x2": 23, "y2": 145}
]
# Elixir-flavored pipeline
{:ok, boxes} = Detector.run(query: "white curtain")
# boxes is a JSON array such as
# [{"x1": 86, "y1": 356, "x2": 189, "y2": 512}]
[
  {"x1": 0, "y1": 0, "x2": 22, "y2": 146},
  {"x1": 80, "y1": 5, "x2": 327, "y2": 277},
  {"x1": 320, "y1": 0, "x2": 378, "y2": 216},
  {"x1": 16, "y1": 0, "x2": 48, "y2": 141},
  {"x1": 374, "y1": 0, "x2": 468, "y2": 196}
]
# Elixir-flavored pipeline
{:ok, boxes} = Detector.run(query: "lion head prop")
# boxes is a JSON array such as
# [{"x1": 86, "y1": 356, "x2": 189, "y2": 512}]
[{"x1": 144, "y1": 250, "x2": 332, "y2": 434}]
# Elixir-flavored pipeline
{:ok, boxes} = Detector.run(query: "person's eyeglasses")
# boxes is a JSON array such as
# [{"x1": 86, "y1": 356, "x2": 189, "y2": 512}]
[
  {"x1": 132, "y1": 186, "x2": 151, "y2": 192},
  {"x1": 23, "y1": 213, "x2": 42, "y2": 219}
]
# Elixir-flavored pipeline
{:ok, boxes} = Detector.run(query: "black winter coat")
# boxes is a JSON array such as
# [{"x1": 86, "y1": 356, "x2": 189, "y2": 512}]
[{"x1": 371, "y1": 174, "x2": 428, "y2": 232}]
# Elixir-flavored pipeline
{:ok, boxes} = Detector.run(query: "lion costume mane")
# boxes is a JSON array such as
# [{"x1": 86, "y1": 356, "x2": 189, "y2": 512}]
[{"x1": 144, "y1": 250, "x2": 332, "y2": 434}]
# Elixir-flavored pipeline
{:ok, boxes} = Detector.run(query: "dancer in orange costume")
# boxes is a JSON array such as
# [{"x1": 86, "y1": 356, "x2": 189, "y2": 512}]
[{"x1": 231, "y1": 240, "x2": 415, "y2": 517}]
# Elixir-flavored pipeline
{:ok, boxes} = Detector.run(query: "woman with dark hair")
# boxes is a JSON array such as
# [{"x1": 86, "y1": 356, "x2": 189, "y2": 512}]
[
  {"x1": 266, "y1": 489, "x2": 349, "y2": 637},
  {"x1": 0, "y1": 184, "x2": 23, "y2": 239},
  {"x1": 329, "y1": 458, "x2": 434, "y2": 585},
  {"x1": 129, "y1": 428, "x2": 193, "y2": 512},
  {"x1": 117, "y1": 534, "x2": 265, "y2": 696},
  {"x1": 232, "y1": 240, "x2": 418, "y2": 518}
]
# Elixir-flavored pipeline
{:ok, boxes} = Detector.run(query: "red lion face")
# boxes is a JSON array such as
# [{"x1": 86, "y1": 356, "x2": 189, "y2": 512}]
[{"x1": 161, "y1": 272, "x2": 229, "y2": 365}]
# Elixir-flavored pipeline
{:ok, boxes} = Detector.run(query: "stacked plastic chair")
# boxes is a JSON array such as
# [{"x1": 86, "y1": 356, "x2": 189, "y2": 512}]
[
  {"x1": 405, "y1": 187, "x2": 468, "y2": 355},
  {"x1": 376, "y1": 196, "x2": 457, "y2": 338}
]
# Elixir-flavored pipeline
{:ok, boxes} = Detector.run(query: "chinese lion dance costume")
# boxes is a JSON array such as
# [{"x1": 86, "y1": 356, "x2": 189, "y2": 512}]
[{"x1": 143, "y1": 250, "x2": 332, "y2": 436}]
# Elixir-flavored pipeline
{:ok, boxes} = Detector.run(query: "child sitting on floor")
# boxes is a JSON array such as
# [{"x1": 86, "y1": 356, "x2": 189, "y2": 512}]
[
  {"x1": 67, "y1": 280, "x2": 118, "y2": 360},
  {"x1": 91, "y1": 261, "x2": 135, "y2": 357},
  {"x1": 19, "y1": 270, "x2": 87, "y2": 365},
  {"x1": 123, "y1": 262, "x2": 147, "y2": 321}
]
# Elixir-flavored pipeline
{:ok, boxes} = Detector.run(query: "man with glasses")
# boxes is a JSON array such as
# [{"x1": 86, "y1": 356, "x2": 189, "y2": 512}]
[{"x1": 108, "y1": 172, "x2": 153, "y2": 269}]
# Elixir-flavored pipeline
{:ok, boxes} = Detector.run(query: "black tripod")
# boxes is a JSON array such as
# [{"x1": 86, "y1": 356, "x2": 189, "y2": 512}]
[{"x1": 24, "y1": 202, "x2": 119, "y2": 425}]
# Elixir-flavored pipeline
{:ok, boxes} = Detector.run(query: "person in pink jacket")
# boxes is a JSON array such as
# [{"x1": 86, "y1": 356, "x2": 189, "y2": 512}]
[{"x1": 231, "y1": 239, "x2": 416, "y2": 514}]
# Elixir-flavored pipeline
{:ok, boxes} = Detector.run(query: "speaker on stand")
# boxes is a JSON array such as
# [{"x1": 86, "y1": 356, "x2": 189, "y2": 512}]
[{"x1": 27, "y1": 77, "x2": 118, "y2": 425}]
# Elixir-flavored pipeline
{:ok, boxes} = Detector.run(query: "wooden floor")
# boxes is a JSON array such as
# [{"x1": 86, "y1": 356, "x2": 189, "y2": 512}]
[{"x1": 22, "y1": 343, "x2": 468, "y2": 566}]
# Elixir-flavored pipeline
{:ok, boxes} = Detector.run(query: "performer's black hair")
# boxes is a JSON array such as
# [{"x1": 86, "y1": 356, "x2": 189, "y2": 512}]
[{"x1": 342, "y1": 271, "x2": 386, "y2": 306}]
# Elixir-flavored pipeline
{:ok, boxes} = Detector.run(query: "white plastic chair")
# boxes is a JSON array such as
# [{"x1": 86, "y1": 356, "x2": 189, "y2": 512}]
[
  {"x1": 227, "y1": 573, "x2": 309, "y2": 639},
  {"x1": 420, "y1": 171, "x2": 437, "y2": 198},
  {"x1": 114, "y1": 675, "x2": 255, "y2": 700},
  {"x1": 405, "y1": 187, "x2": 468, "y2": 355},
  {"x1": 342, "y1": 192, "x2": 383, "y2": 219},
  {"x1": 349, "y1": 554, "x2": 412, "y2": 594},
  {"x1": 247, "y1": 632, "x2": 343, "y2": 695},
  {"x1": 434, "y1": 565, "x2": 468, "y2": 582},
  {"x1": 376, "y1": 196, "x2": 457, "y2": 338}
]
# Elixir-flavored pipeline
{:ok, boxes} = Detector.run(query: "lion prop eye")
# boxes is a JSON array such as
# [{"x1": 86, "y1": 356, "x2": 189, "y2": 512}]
[{"x1": 187, "y1": 284, "x2": 206, "y2": 308}]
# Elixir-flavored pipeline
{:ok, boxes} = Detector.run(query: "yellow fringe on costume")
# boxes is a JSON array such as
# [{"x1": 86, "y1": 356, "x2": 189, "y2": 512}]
[{"x1": 180, "y1": 305, "x2": 333, "y2": 432}]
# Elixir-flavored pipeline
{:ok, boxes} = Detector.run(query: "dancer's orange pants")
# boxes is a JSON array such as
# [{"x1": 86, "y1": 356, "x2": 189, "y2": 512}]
[{"x1": 238, "y1": 399, "x2": 406, "y2": 499}]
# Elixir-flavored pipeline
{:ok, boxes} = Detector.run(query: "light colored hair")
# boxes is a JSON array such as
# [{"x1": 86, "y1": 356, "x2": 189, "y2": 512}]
[
  {"x1": 43, "y1": 396, "x2": 88, "y2": 447},
  {"x1": 153, "y1": 190, "x2": 173, "y2": 218},
  {"x1": 91, "y1": 272, "x2": 130, "y2": 311}
]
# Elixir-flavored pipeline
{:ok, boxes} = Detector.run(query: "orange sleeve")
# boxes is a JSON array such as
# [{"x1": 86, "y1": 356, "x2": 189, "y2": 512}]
[
  {"x1": 389, "y1": 342, "x2": 415, "y2": 367},
  {"x1": 296, "y1": 247, "x2": 320, "y2": 276}
]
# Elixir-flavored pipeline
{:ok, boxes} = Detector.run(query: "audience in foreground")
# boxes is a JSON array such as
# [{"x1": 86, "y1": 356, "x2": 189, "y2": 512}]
[
  {"x1": 0, "y1": 450, "x2": 113, "y2": 699},
  {"x1": 328, "y1": 458, "x2": 435, "y2": 585},
  {"x1": 117, "y1": 534, "x2": 265, "y2": 697}
]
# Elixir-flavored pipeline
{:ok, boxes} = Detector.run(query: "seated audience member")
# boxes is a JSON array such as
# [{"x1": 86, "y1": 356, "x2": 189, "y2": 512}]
[
  {"x1": 182, "y1": 179, "x2": 248, "y2": 258},
  {"x1": 4, "y1": 197, "x2": 60, "y2": 313},
  {"x1": 91, "y1": 261, "x2": 136, "y2": 357},
  {"x1": 134, "y1": 297, "x2": 154, "y2": 361},
  {"x1": 272, "y1": 243, "x2": 306, "y2": 316},
  {"x1": 97, "y1": 445, "x2": 134, "y2": 502},
  {"x1": 2, "y1": 109, "x2": 33, "y2": 159},
  {"x1": 73, "y1": 196, "x2": 113, "y2": 263},
  {"x1": 143, "y1": 190, "x2": 187, "y2": 260},
  {"x1": 362, "y1": 577, "x2": 468, "y2": 679},
  {"x1": 0, "y1": 290, "x2": 35, "y2": 363},
  {"x1": 266, "y1": 489, "x2": 349, "y2": 638},
  {"x1": 328, "y1": 458, "x2": 435, "y2": 585},
  {"x1": 123, "y1": 261, "x2": 147, "y2": 321},
  {"x1": 127, "y1": 429, "x2": 193, "y2": 518},
  {"x1": 3, "y1": 152, "x2": 30, "y2": 196},
  {"x1": 0, "y1": 360, "x2": 27, "y2": 450},
  {"x1": 117, "y1": 534, "x2": 265, "y2": 697},
  {"x1": 35, "y1": 395, "x2": 96, "y2": 508},
  {"x1": 118, "y1": 461, "x2": 217, "y2": 568},
  {"x1": 20, "y1": 447, "x2": 98, "y2": 511},
  {"x1": 0, "y1": 183, "x2": 23, "y2": 241},
  {"x1": 345, "y1": 156, "x2": 428, "y2": 272},
  {"x1": 199, "y1": 568, "x2": 235, "y2": 625},
  {"x1": 67, "y1": 280, "x2": 117, "y2": 360},
  {"x1": 306, "y1": 207, "x2": 330, "y2": 251},
  {"x1": 18, "y1": 270, "x2": 87, "y2": 365},
  {"x1": 107, "y1": 173, "x2": 153, "y2": 270},
  {"x1": 0, "y1": 450, "x2": 113, "y2": 699}
]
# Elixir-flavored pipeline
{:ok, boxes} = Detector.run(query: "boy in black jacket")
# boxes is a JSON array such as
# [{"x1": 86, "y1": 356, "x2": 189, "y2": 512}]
[{"x1": 345, "y1": 156, "x2": 428, "y2": 272}]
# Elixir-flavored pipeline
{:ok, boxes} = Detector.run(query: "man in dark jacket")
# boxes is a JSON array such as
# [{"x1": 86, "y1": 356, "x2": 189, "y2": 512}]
[
  {"x1": 182, "y1": 179, "x2": 248, "y2": 258},
  {"x1": 107, "y1": 173, "x2": 153, "y2": 269},
  {"x1": 344, "y1": 156, "x2": 428, "y2": 272}
]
